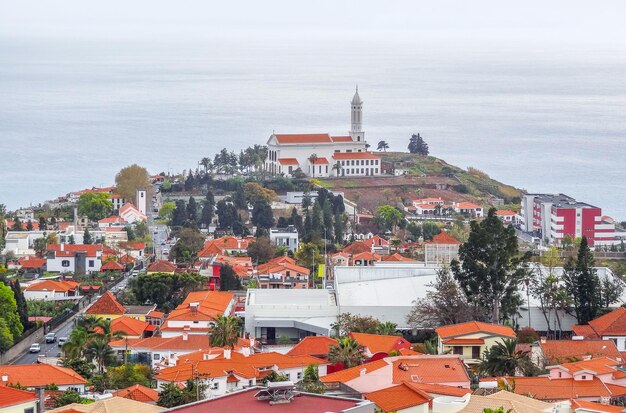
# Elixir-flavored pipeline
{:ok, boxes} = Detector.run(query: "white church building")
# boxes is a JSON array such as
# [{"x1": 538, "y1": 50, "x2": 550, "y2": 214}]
[{"x1": 265, "y1": 88, "x2": 381, "y2": 178}]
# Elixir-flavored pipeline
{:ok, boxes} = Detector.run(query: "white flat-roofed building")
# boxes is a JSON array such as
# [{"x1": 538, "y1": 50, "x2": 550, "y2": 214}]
[
  {"x1": 269, "y1": 225, "x2": 299, "y2": 252},
  {"x1": 244, "y1": 288, "x2": 338, "y2": 343}
]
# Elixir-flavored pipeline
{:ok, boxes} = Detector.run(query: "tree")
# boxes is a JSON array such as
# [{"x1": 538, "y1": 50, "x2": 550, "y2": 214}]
[
  {"x1": 199, "y1": 157, "x2": 213, "y2": 175},
  {"x1": 332, "y1": 313, "x2": 381, "y2": 336},
  {"x1": 422, "y1": 221, "x2": 441, "y2": 241},
  {"x1": 158, "y1": 202, "x2": 176, "y2": 223},
  {"x1": 216, "y1": 200, "x2": 238, "y2": 230},
  {"x1": 85, "y1": 336, "x2": 115, "y2": 374},
  {"x1": 171, "y1": 200, "x2": 188, "y2": 227},
  {"x1": 244, "y1": 182, "x2": 277, "y2": 204},
  {"x1": 376, "y1": 321, "x2": 399, "y2": 336},
  {"x1": 62, "y1": 326, "x2": 89, "y2": 360},
  {"x1": 375, "y1": 205, "x2": 403, "y2": 232},
  {"x1": 209, "y1": 315, "x2": 240, "y2": 348},
  {"x1": 130, "y1": 272, "x2": 204, "y2": 313},
  {"x1": 451, "y1": 208, "x2": 529, "y2": 324},
  {"x1": 377, "y1": 140, "x2": 389, "y2": 152},
  {"x1": 563, "y1": 236, "x2": 601, "y2": 324},
  {"x1": 308, "y1": 154, "x2": 319, "y2": 178},
  {"x1": 251, "y1": 200, "x2": 274, "y2": 235},
  {"x1": 83, "y1": 228, "x2": 93, "y2": 244},
  {"x1": 115, "y1": 164, "x2": 150, "y2": 201},
  {"x1": 247, "y1": 237, "x2": 275, "y2": 264},
  {"x1": 0, "y1": 319, "x2": 13, "y2": 354},
  {"x1": 408, "y1": 133, "x2": 429, "y2": 155},
  {"x1": 38, "y1": 216, "x2": 47, "y2": 231},
  {"x1": 77, "y1": 192, "x2": 113, "y2": 221},
  {"x1": 186, "y1": 197, "x2": 198, "y2": 225},
  {"x1": 199, "y1": 191, "x2": 215, "y2": 229},
  {"x1": 170, "y1": 228, "x2": 205, "y2": 265},
  {"x1": 53, "y1": 390, "x2": 83, "y2": 408},
  {"x1": 0, "y1": 283, "x2": 23, "y2": 341},
  {"x1": 157, "y1": 382, "x2": 189, "y2": 408},
  {"x1": 478, "y1": 339, "x2": 534, "y2": 377},
  {"x1": 407, "y1": 266, "x2": 473, "y2": 328},
  {"x1": 294, "y1": 243, "x2": 323, "y2": 275},
  {"x1": 108, "y1": 363, "x2": 151, "y2": 389},
  {"x1": 10, "y1": 281, "x2": 29, "y2": 331},
  {"x1": 33, "y1": 237, "x2": 47, "y2": 257},
  {"x1": 219, "y1": 265, "x2": 242, "y2": 291},
  {"x1": 328, "y1": 337, "x2": 364, "y2": 368}
]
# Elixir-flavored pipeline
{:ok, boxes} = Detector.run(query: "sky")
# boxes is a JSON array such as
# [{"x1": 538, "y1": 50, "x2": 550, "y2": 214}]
[{"x1": 2, "y1": 1, "x2": 626, "y2": 43}]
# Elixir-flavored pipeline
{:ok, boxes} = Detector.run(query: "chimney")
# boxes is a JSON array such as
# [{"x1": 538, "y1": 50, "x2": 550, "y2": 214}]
[
  {"x1": 37, "y1": 387, "x2": 46, "y2": 412},
  {"x1": 189, "y1": 302, "x2": 199, "y2": 314},
  {"x1": 540, "y1": 336, "x2": 547, "y2": 344},
  {"x1": 224, "y1": 349, "x2": 231, "y2": 359},
  {"x1": 359, "y1": 368, "x2": 367, "y2": 377},
  {"x1": 60, "y1": 244, "x2": 64, "y2": 252},
  {"x1": 183, "y1": 326, "x2": 190, "y2": 341},
  {"x1": 1, "y1": 375, "x2": 8, "y2": 383},
  {"x1": 250, "y1": 337, "x2": 255, "y2": 348},
  {"x1": 73, "y1": 206, "x2": 78, "y2": 231}
]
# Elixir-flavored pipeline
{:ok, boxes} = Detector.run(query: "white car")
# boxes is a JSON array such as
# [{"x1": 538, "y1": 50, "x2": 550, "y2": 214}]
[{"x1": 29, "y1": 343, "x2": 41, "y2": 353}]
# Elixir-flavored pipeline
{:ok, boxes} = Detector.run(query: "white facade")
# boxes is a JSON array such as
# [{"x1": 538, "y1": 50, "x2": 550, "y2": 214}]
[
  {"x1": 270, "y1": 226, "x2": 299, "y2": 252},
  {"x1": 264, "y1": 89, "x2": 380, "y2": 178},
  {"x1": 136, "y1": 189, "x2": 147, "y2": 215}
]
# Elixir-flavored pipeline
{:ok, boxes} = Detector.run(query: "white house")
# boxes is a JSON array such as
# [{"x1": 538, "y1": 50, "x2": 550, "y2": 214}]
[
  {"x1": 269, "y1": 225, "x2": 299, "y2": 252},
  {"x1": 24, "y1": 279, "x2": 80, "y2": 301},
  {"x1": 119, "y1": 202, "x2": 147, "y2": 223},
  {"x1": 452, "y1": 201, "x2": 484, "y2": 217},
  {"x1": 46, "y1": 244, "x2": 103, "y2": 274},
  {"x1": 265, "y1": 88, "x2": 381, "y2": 178}
]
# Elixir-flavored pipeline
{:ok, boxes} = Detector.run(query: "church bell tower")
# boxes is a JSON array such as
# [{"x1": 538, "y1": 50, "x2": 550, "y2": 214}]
[{"x1": 349, "y1": 86, "x2": 364, "y2": 142}]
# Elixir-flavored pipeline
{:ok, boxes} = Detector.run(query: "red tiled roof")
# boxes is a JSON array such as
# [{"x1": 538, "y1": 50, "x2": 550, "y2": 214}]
[
  {"x1": 405, "y1": 382, "x2": 472, "y2": 397},
  {"x1": 0, "y1": 364, "x2": 87, "y2": 387},
  {"x1": 350, "y1": 332, "x2": 411, "y2": 355},
  {"x1": 572, "y1": 324, "x2": 600, "y2": 339},
  {"x1": 391, "y1": 357, "x2": 470, "y2": 385},
  {"x1": 342, "y1": 241, "x2": 371, "y2": 254},
  {"x1": 287, "y1": 336, "x2": 338, "y2": 357},
  {"x1": 25, "y1": 280, "x2": 79, "y2": 292},
  {"x1": 111, "y1": 316, "x2": 152, "y2": 336},
  {"x1": 110, "y1": 335, "x2": 212, "y2": 352},
  {"x1": 48, "y1": 244, "x2": 102, "y2": 257},
  {"x1": 309, "y1": 157, "x2": 329, "y2": 165},
  {"x1": 365, "y1": 383, "x2": 431, "y2": 412},
  {"x1": 101, "y1": 260, "x2": 124, "y2": 271},
  {"x1": 495, "y1": 209, "x2": 516, "y2": 216},
  {"x1": 455, "y1": 201, "x2": 482, "y2": 210},
  {"x1": 555, "y1": 357, "x2": 621, "y2": 375},
  {"x1": 571, "y1": 400, "x2": 625, "y2": 413},
  {"x1": 273, "y1": 133, "x2": 332, "y2": 144},
  {"x1": 18, "y1": 256, "x2": 46, "y2": 269},
  {"x1": 435, "y1": 321, "x2": 516, "y2": 339},
  {"x1": 512, "y1": 376, "x2": 615, "y2": 400},
  {"x1": 330, "y1": 135, "x2": 354, "y2": 142},
  {"x1": 352, "y1": 251, "x2": 381, "y2": 262},
  {"x1": 540, "y1": 340, "x2": 621, "y2": 364},
  {"x1": 165, "y1": 291, "x2": 234, "y2": 322},
  {"x1": 442, "y1": 338, "x2": 485, "y2": 345},
  {"x1": 98, "y1": 216, "x2": 126, "y2": 224},
  {"x1": 147, "y1": 260, "x2": 177, "y2": 273},
  {"x1": 426, "y1": 232, "x2": 462, "y2": 245},
  {"x1": 113, "y1": 384, "x2": 159, "y2": 403},
  {"x1": 0, "y1": 386, "x2": 37, "y2": 408},
  {"x1": 86, "y1": 291, "x2": 126, "y2": 315},
  {"x1": 382, "y1": 253, "x2": 416, "y2": 262},
  {"x1": 321, "y1": 359, "x2": 388, "y2": 384},
  {"x1": 277, "y1": 158, "x2": 299, "y2": 166},
  {"x1": 585, "y1": 307, "x2": 626, "y2": 337},
  {"x1": 332, "y1": 152, "x2": 380, "y2": 160},
  {"x1": 363, "y1": 235, "x2": 389, "y2": 248}
]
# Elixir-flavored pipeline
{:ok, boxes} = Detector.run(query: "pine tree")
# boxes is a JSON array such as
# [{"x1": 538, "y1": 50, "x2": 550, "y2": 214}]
[
  {"x1": 26, "y1": 221, "x2": 33, "y2": 231},
  {"x1": 186, "y1": 197, "x2": 198, "y2": 224},
  {"x1": 83, "y1": 228, "x2": 93, "y2": 244},
  {"x1": 171, "y1": 200, "x2": 187, "y2": 227},
  {"x1": 38, "y1": 216, "x2": 47, "y2": 231},
  {"x1": 10, "y1": 280, "x2": 30, "y2": 330},
  {"x1": 408, "y1": 133, "x2": 429, "y2": 155},
  {"x1": 563, "y1": 236, "x2": 601, "y2": 324}
]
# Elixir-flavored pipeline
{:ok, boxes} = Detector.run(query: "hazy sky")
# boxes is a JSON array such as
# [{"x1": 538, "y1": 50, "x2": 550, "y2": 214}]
[{"x1": 2, "y1": 0, "x2": 626, "y2": 43}]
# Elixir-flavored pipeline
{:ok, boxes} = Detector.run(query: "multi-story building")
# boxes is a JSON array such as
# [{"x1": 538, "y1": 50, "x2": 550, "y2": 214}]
[
  {"x1": 46, "y1": 244, "x2": 103, "y2": 274},
  {"x1": 265, "y1": 89, "x2": 380, "y2": 178},
  {"x1": 269, "y1": 225, "x2": 299, "y2": 252}
]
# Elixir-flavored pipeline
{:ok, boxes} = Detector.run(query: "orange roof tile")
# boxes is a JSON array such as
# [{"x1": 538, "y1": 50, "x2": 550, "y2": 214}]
[
  {"x1": 111, "y1": 316, "x2": 152, "y2": 336},
  {"x1": 425, "y1": 232, "x2": 462, "y2": 245},
  {"x1": 365, "y1": 383, "x2": 431, "y2": 412},
  {"x1": 363, "y1": 236, "x2": 390, "y2": 248},
  {"x1": 571, "y1": 400, "x2": 625, "y2": 413},
  {"x1": 277, "y1": 158, "x2": 299, "y2": 166},
  {"x1": 287, "y1": 336, "x2": 338, "y2": 357},
  {"x1": 392, "y1": 357, "x2": 470, "y2": 385},
  {"x1": 587, "y1": 307, "x2": 626, "y2": 337},
  {"x1": 147, "y1": 260, "x2": 177, "y2": 273},
  {"x1": 540, "y1": 340, "x2": 621, "y2": 364},
  {"x1": 25, "y1": 280, "x2": 78, "y2": 293},
  {"x1": 274, "y1": 133, "x2": 332, "y2": 144},
  {"x1": 349, "y1": 332, "x2": 411, "y2": 355},
  {"x1": 113, "y1": 384, "x2": 159, "y2": 403},
  {"x1": 351, "y1": 251, "x2": 381, "y2": 262},
  {"x1": 382, "y1": 253, "x2": 416, "y2": 262},
  {"x1": 455, "y1": 202, "x2": 482, "y2": 210},
  {"x1": 341, "y1": 241, "x2": 371, "y2": 254},
  {"x1": 165, "y1": 291, "x2": 234, "y2": 322},
  {"x1": 48, "y1": 244, "x2": 102, "y2": 257},
  {"x1": 512, "y1": 376, "x2": 613, "y2": 400},
  {"x1": 101, "y1": 260, "x2": 124, "y2": 271},
  {"x1": 321, "y1": 359, "x2": 389, "y2": 384},
  {"x1": 0, "y1": 364, "x2": 87, "y2": 387},
  {"x1": 442, "y1": 338, "x2": 485, "y2": 345},
  {"x1": 555, "y1": 357, "x2": 621, "y2": 376},
  {"x1": 86, "y1": 291, "x2": 126, "y2": 315},
  {"x1": 330, "y1": 135, "x2": 354, "y2": 142},
  {"x1": 435, "y1": 321, "x2": 516, "y2": 339},
  {"x1": 110, "y1": 335, "x2": 212, "y2": 352},
  {"x1": 572, "y1": 324, "x2": 600, "y2": 339},
  {"x1": 0, "y1": 386, "x2": 37, "y2": 408},
  {"x1": 404, "y1": 382, "x2": 472, "y2": 397},
  {"x1": 495, "y1": 210, "x2": 516, "y2": 216},
  {"x1": 310, "y1": 157, "x2": 329, "y2": 165},
  {"x1": 18, "y1": 256, "x2": 46, "y2": 269}
]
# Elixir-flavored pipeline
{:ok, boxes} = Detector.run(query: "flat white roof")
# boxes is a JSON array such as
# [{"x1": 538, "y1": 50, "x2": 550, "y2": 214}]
[{"x1": 246, "y1": 288, "x2": 336, "y2": 307}]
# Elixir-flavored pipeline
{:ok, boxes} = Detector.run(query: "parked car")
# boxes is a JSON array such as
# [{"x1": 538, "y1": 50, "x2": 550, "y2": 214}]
[
  {"x1": 45, "y1": 333, "x2": 57, "y2": 343},
  {"x1": 58, "y1": 337, "x2": 68, "y2": 347},
  {"x1": 29, "y1": 343, "x2": 41, "y2": 353}
]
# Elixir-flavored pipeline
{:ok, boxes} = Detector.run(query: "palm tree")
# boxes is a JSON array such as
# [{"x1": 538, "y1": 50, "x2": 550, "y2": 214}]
[
  {"x1": 377, "y1": 140, "x2": 389, "y2": 152},
  {"x1": 308, "y1": 154, "x2": 318, "y2": 178},
  {"x1": 328, "y1": 337, "x2": 364, "y2": 368},
  {"x1": 421, "y1": 338, "x2": 439, "y2": 355},
  {"x1": 93, "y1": 318, "x2": 126, "y2": 342},
  {"x1": 376, "y1": 321, "x2": 399, "y2": 336},
  {"x1": 85, "y1": 336, "x2": 115, "y2": 374},
  {"x1": 390, "y1": 238, "x2": 402, "y2": 253},
  {"x1": 209, "y1": 315, "x2": 241, "y2": 348},
  {"x1": 332, "y1": 162, "x2": 343, "y2": 177},
  {"x1": 79, "y1": 315, "x2": 102, "y2": 331},
  {"x1": 62, "y1": 326, "x2": 89, "y2": 359},
  {"x1": 478, "y1": 339, "x2": 532, "y2": 377},
  {"x1": 199, "y1": 157, "x2": 212, "y2": 176}
]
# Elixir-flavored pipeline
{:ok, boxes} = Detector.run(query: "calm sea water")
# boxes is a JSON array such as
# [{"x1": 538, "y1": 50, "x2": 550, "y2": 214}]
[{"x1": 1, "y1": 35, "x2": 625, "y2": 218}]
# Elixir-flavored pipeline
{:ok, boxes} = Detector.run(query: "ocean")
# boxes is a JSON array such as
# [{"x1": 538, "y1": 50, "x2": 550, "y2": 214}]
[{"x1": 1, "y1": 35, "x2": 625, "y2": 218}]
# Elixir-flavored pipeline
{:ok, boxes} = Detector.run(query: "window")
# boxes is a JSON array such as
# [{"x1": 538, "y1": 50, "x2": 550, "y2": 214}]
[
  {"x1": 25, "y1": 408, "x2": 35, "y2": 413},
  {"x1": 297, "y1": 372, "x2": 303, "y2": 380},
  {"x1": 88, "y1": 260, "x2": 94, "y2": 267},
  {"x1": 453, "y1": 346, "x2": 463, "y2": 355},
  {"x1": 211, "y1": 382, "x2": 219, "y2": 390},
  {"x1": 248, "y1": 380, "x2": 253, "y2": 386},
  {"x1": 325, "y1": 165, "x2": 328, "y2": 173},
  {"x1": 62, "y1": 260, "x2": 70, "y2": 267},
  {"x1": 153, "y1": 353, "x2": 160, "y2": 360},
  {"x1": 472, "y1": 346, "x2": 480, "y2": 359}
]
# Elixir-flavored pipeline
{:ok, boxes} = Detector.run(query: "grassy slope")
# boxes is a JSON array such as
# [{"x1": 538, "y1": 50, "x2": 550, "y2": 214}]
[{"x1": 318, "y1": 152, "x2": 523, "y2": 213}]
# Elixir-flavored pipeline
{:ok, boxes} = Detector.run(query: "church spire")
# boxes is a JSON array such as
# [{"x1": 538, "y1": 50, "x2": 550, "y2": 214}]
[
  {"x1": 351, "y1": 85, "x2": 362, "y2": 105},
  {"x1": 350, "y1": 87, "x2": 364, "y2": 141}
]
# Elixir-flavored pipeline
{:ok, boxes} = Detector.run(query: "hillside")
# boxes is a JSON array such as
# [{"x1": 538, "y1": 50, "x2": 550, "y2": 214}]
[{"x1": 317, "y1": 152, "x2": 523, "y2": 213}]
